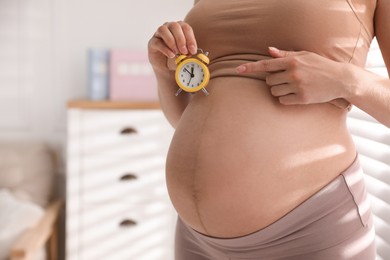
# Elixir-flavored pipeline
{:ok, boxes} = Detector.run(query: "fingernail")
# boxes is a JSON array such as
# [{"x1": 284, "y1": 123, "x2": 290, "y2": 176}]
[
  {"x1": 189, "y1": 45, "x2": 197, "y2": 55},
  {"x1": 268, "y1": 46, "x2": 279, "y2": 53},
  {"x1": 236, "y1": 65, "x2": 246, "y2": 73},
  {"x1": 180, "y1": 46, "x2": 188, "y2": 54}
]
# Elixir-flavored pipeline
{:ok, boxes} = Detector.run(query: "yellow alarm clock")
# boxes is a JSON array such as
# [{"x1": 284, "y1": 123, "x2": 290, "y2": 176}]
[{"x1": 175, "y1": 49, "x2": 210, "y2": 96}]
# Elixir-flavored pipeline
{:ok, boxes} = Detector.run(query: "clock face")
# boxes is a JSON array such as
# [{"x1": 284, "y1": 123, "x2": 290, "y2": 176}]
[{"x1": 177, "y1": 60, "x2": 207, "y2": 91}]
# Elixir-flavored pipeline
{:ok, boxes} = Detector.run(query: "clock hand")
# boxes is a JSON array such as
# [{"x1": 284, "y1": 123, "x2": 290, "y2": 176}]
[
  {"x1": 184, "y1": 68, "x2": 192, "y2": 75},
  {"x1": 188, "y1": 67, "x2": 195, "y2": 85}
]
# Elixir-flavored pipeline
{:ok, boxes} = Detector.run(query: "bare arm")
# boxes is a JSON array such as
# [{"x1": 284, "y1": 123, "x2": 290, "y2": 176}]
[
  {"x1": 148, "y1": 21, "x2": 198, "y2": 128},
  {"x1": 342, "y1": 0, "x2": 390, "y2": 127},
  {"x1": 236, "y1": 0, "x2": 390, "y2": 128}
]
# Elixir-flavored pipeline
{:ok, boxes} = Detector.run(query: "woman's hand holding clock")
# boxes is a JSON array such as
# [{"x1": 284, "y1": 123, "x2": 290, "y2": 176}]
[
  {"x1": 148, "y1": 21, "x2": 198, "y2": 72},
  {"x1": 147, "y1": 21, "x2": 202, "y2": 127}
]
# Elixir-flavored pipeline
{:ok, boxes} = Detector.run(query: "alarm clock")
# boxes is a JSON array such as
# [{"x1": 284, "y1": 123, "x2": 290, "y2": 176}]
[{"x1": 174, "y1": 49, "x2": 210, "y2": 96}]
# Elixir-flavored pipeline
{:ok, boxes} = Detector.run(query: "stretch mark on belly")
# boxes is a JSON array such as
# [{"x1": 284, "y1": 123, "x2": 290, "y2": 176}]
[{"x1": 190, "y1": 101, "x2": 214, "y2": 235}]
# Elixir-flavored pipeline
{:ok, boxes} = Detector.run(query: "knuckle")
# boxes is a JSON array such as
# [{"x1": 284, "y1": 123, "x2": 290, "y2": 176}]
[
  {"x1": 283, "y1": 51, "x2": 290, "y2": 57},
  {"x1": 169, "y1": 24, "x2": 186, "y2": 42},
  {"x1": 289, "y1": 57, "x2": 300, "y2": 68},
  {"x1": 276, "y1": 60, "x2": 284, "y2": 70},
  {"x1": 262, "y1": 59, "x2": 271, "y2": 71},
  {"x1": 290, "y1": 71, "x2": 300, "y2": 82},
  {"x1": 149, "y1": 35, "x2": 162, "y2": 48},
  {"x1": 182, "y1": 25, "x2": 195, "y2": 43},
  {"x1": 169, "y1": 22, "x2": 181, "y2": 31},
  {"x1": 181, "y1": 23, "x2": 192, "y2": 32},
  {"x1": 156, "y1": 25, "x2": 167, "y2": 35}
]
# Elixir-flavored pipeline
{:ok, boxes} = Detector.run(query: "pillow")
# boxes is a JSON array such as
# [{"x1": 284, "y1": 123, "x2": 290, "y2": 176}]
[
  {"x1": 0, "y1": 141, "x2": 55, "y2": 207},
  {"x1": 0, "y1": 149, "x2": 22, "y2": 187},
  {"x1": 0, "y1": 189, "x2": 45, "y2": 260}
]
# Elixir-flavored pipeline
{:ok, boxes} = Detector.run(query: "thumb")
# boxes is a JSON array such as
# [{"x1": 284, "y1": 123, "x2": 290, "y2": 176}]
[{"x1": 268, "y1": 47, "x2": 294, "y2": 58}]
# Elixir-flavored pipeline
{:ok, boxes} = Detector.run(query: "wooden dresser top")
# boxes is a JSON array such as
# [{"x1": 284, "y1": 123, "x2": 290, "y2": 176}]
[{"x1": 67, "y1": 100, "x2": 161, "y2": 109}]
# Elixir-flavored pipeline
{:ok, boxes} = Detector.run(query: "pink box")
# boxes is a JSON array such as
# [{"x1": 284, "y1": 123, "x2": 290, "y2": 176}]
[{"x1": 109, "y1": 49, "x2": 158, "y2": 101}]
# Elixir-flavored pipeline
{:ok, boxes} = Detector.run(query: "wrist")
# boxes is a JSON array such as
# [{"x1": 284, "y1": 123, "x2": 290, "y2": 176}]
[
  {"x1": 339, "y1": 63, "x2": 361, "y2": 101},
  {"x1": 153, "y1": 67, "x2": 175, "y2": 85}
]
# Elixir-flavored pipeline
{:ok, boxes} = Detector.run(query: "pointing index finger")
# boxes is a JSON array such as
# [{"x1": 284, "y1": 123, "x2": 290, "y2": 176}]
[{"x1": 236, "y1": 57, "x2": 287, "y2": 74}]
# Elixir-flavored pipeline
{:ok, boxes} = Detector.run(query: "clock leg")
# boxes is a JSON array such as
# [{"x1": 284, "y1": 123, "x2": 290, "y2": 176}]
[
  {"x1": 202, "y1": 88, "x2": 209, "y2": 96},
  {"x1": 175, "y1": 88, "x2": 183, "y2": 96}
]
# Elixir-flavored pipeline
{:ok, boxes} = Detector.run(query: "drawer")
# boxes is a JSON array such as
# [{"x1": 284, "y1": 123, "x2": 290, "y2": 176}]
[
  {"x1": 80, "y1": 202, "x2": 176, "y2": 260},
  {"x1": 79, "y1": 109, "x2": 173, "y2": 156},
  {"x1": 81, "y1": 155, "x2": 170, "y2": 203}
]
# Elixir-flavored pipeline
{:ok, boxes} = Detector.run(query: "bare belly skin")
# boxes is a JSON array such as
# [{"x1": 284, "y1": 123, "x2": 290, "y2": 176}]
[{"x1": 166, "y1": 77, "x2": 356, "y2": 238}]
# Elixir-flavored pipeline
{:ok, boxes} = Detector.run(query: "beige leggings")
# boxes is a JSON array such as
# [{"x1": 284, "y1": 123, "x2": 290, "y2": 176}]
[{"x1": 175, "y1": 157, "x2": 376, "y2": 260}]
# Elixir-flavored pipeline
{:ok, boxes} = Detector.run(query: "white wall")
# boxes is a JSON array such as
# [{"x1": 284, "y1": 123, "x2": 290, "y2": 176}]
[
  {"x1": 0, "y1": 0, "x2": 193, "y2": 172},
  {"x1": 0, "y1": 2, "x2": 193, "y2": 259}
]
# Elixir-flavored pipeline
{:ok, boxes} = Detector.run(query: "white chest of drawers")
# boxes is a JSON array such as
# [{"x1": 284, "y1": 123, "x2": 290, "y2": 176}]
[{"x1": 66, "y1": 101, "x2": 176, "y2": 260}]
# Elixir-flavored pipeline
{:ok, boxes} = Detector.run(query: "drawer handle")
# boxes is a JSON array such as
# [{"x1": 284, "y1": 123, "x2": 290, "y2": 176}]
[
  {"x1": 120, "y1": 127, "x2": 138, "y2": 135},
  {"x1": 119, "y1": 219, "x2": 137, "y2": 228},
  {"x1": 120, "y1": 173, "x2": 138, "y2": 182}
]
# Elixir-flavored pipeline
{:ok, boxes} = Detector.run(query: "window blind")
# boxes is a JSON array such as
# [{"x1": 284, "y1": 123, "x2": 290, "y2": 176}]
[
  {"x1": 0, "y1": 0, "x2": 49, "y2": 131},
  {"x1": 347, "y1": 38, "x2": 390, "y2": 260},
  {"x1": 0, "y1": 0, "x2": 23, "y2": 127}
]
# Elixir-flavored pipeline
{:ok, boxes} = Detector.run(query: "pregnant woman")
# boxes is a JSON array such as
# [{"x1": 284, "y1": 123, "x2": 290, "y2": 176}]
[{"x1": 148, "y1": 0, "x2": 390, "y2": 259}]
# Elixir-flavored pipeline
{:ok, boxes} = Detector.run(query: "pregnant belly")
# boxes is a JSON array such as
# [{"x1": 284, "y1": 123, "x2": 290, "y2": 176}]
[{"x1": 166, "y1": 77, "x2": 356, "y2": 238}]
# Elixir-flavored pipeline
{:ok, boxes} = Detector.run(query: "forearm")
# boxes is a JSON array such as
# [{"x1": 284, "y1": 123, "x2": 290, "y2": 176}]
[
  {"x1": 344, "y1": 64, "x2": 390, "y2": 128},
  {"x1": 154, "y1": 68, "x2": 191, "y2": 128}
]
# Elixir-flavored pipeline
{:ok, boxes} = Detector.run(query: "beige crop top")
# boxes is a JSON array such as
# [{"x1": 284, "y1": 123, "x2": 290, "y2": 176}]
[{"x1": 185, "y1": 0, "x2": 377, "y2": 80}]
